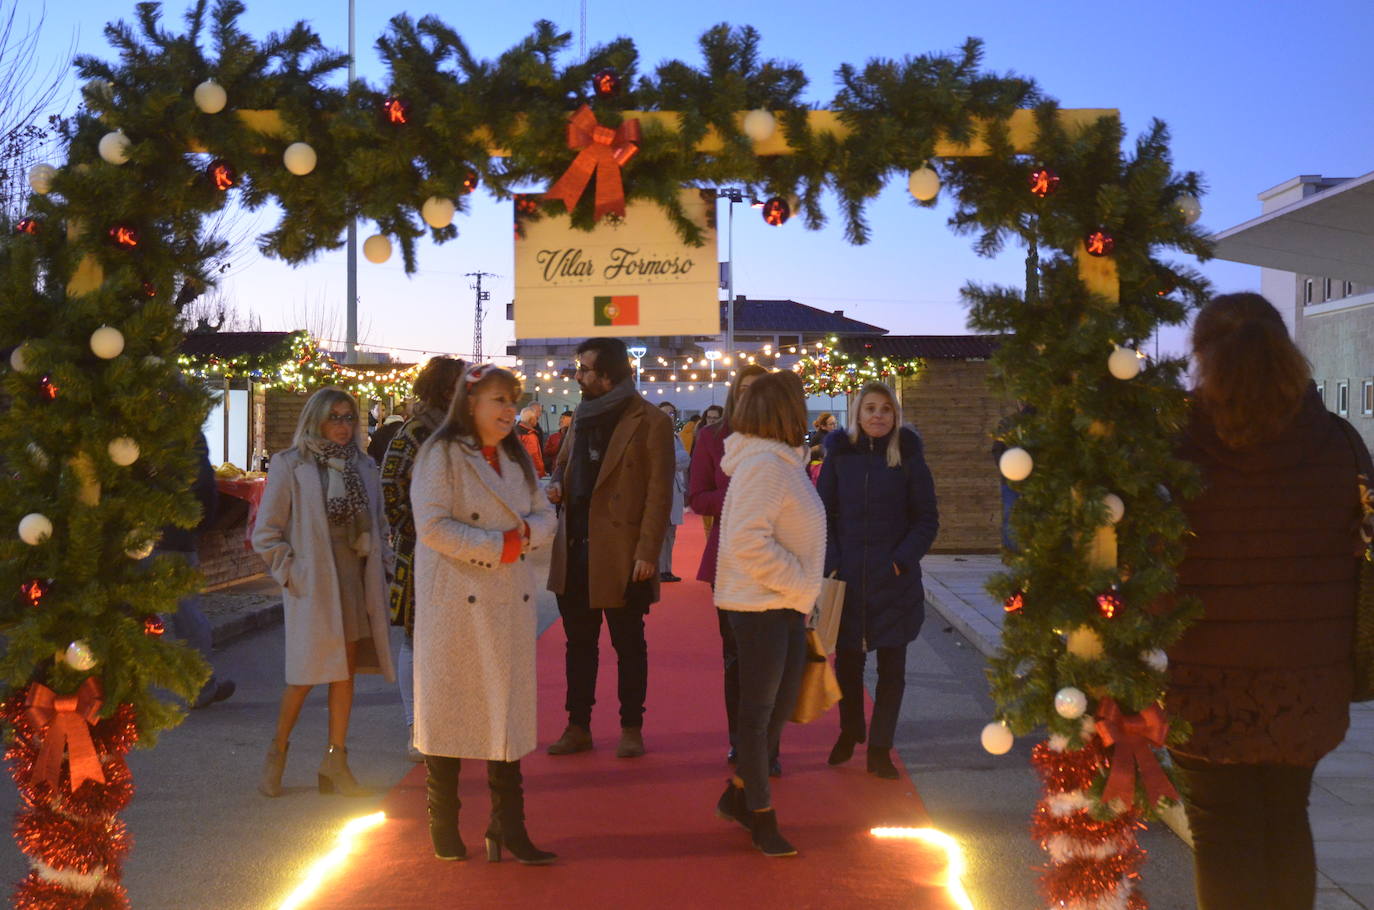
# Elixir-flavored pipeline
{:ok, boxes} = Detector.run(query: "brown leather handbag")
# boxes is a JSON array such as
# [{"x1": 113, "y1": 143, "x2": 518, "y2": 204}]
[{"x1": 790, "y1": 628, "x2": 842, "y2": 723}]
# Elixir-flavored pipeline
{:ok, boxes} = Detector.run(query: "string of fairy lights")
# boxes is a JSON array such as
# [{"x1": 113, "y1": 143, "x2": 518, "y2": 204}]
[{"x1": 176, "y1": 331, "x2": 927, "y2": 401}]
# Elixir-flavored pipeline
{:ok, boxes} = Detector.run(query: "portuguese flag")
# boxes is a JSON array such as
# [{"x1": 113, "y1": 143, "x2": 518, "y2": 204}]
[{"x1": 593, "y1": 295, "x2": 639, "y2": 327}]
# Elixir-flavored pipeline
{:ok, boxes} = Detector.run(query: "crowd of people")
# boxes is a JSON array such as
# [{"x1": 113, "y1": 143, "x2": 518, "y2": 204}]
[{"x1": 242, "y1": 295, "x2": 1367, "y2": 903}]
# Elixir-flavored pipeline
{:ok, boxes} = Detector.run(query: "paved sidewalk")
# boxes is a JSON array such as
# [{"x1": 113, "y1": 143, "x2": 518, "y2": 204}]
[{"x1": 922, "y1": 554, "x2": 1374, "y2": 910}]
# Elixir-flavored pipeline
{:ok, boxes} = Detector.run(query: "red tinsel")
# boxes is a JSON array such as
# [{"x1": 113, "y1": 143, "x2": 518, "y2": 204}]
[{"x1": 2, "y1": 694, "x2": 137, "y2": 908}]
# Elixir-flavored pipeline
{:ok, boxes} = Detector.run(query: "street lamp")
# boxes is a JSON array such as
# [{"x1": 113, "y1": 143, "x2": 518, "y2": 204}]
[
  {"x1": 705, "y1": 349, "x2": 722, "y2": 403},
  {"x1": 628, "y1": 345, "x2": 647, "y2": 389},
  {"x1": 714, "y1": 188, "x2": 761, "y2": 365}
]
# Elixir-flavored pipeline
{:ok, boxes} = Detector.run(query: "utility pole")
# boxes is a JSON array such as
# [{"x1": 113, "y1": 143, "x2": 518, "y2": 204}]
[
  {"x1": 466, "y1": 271, "x2": 497, "y2": 362},
  {"x1": 345, "y1": 0, "x2": 358, "y2": 363}
]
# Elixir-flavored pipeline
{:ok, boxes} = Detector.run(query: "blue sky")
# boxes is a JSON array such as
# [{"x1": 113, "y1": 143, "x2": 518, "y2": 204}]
[{"x1": 27, "y1": 0, "x2": 1374, "y2": 359}]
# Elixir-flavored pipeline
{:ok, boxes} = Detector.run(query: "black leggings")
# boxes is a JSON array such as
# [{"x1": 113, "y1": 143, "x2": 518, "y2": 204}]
[
  {"x1": 1170, "y1": 752, "x2": 1317, "y2": 910},
  {"x1": 834, "y1": 646, "x2": 907, "y2": 749}
]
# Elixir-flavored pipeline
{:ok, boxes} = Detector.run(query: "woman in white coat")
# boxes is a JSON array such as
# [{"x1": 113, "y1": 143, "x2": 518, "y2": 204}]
[
  {"x1": 410, "y1": 364, "x2": 558, "y2": 864},
  {"x1": 713, "y1": 371, "x2": 825, "y2": 858},
  {"x1": 253, "y1": 387, "x2": 396, "y2": 798}
]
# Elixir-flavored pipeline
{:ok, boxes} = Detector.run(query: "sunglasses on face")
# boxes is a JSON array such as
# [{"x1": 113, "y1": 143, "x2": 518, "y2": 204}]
[{"x1": 325, "y1": 413, "x2": 358, "y2": 424}]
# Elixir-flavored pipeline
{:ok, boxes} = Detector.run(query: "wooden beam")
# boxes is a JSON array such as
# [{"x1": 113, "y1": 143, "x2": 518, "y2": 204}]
[{"x1": 215, "y1": 107, "x2": 1118, "y2": 157}]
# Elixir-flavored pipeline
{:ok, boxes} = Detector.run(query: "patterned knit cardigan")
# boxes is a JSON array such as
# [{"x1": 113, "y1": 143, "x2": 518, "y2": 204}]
[{"x1": 381, "y1": 415, "x2": 438, "y2": 631}]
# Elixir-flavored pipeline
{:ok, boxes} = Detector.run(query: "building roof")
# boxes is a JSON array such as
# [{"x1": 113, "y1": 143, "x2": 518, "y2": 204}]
[
  {"x1": 724, "y1": 297, "x2": 887, "y2": 336},
  {"x1": 178, "y1": 331, "x2": 296, "y2": 358},
  {"x1": 838, "y1": 335, "x2": 1002, "y2": 360},
  {"x1": 1212, "y1": 169, "x2": 1374, "y2": 284}
]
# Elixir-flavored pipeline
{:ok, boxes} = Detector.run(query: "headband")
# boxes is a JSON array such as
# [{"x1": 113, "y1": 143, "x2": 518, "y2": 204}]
[{"x1": 465, "y1": 363, "x2": 497, "y2": 387}]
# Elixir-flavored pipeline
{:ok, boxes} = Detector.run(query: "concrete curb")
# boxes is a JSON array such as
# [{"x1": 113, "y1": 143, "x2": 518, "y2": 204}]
[
  {"x1": 209, "y1": 600, "x2": 283, "y2": 649},
  {"x1": 922, "y1": 577, "x2": 1196, "y2": 848}
]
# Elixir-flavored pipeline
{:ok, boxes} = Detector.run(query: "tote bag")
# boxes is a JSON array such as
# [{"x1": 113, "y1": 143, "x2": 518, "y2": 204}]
[
  {"x1": 811, "y1": 573, "x2": 845, "y2": 656},
  {"x1": 790, "y1": 628, "x2": 842, "y2": 723}
]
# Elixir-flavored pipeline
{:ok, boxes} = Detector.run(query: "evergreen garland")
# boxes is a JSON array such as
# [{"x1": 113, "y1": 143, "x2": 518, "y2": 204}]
[{"x1": 0, "y1": 1, "x2": 1214, "y2": 903}]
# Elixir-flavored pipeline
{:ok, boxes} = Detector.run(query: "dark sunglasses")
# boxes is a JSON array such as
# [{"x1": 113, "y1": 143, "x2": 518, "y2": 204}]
[{"x1": 325, "y1": 413, "x2": 358, "y2": 424}]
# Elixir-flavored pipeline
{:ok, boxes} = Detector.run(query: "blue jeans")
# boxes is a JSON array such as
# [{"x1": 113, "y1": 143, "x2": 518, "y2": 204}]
[{"x1": 726, "y1": 609, "x2": 807, "y2": 812}]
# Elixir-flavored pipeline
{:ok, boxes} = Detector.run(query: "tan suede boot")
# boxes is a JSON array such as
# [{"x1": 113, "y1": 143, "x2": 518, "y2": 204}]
[
  {"x1": 318, "y1": 744, "x2": 369, "y2": 797},
  {"x1": 259, "y1": 741, "x2": 288, "y2": 798}
]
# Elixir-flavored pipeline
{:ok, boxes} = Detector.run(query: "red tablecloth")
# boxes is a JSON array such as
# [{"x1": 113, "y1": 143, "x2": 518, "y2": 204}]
[{"x1": 216, "y1": 476, "x2": 266, "y2": 551}]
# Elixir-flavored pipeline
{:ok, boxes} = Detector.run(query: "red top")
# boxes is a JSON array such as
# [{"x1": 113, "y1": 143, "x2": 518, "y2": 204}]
[{"x1": 482, "y1": 445, "x2": 526, "y2": 563}]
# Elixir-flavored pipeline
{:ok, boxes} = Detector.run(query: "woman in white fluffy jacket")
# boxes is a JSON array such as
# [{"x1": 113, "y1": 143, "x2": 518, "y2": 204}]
[
  {"x1": 410, "y1": 364, "x2": 558, "y2": 865},
  {"x1": 713, "y1": 371, "x2": 825, "y2": 858}
]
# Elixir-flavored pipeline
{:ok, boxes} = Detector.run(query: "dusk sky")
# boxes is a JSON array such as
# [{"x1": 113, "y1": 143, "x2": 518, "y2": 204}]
[{"x1": 27, "y1": 0, "x2": 1374, "y2": 361}]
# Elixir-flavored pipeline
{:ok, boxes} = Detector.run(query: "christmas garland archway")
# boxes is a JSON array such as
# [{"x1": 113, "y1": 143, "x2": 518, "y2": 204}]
[{"x1": 1, "y1": 2, "x2": 1212, "y2": 906}]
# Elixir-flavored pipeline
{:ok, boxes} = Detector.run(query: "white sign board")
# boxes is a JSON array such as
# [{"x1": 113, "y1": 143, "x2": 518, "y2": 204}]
[{"x1": 514, "y1": 190, "x2": 719, "y2": 339}]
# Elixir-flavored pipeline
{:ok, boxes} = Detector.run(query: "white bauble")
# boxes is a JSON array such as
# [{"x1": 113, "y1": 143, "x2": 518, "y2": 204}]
[
  {"x1": 999, "y1": 446, "x2": 1033, "y2": 482},
  {"x1": 98, "y1": 130, "x2": 131, "y2": 165},
  {"x1": 908, "y1": 166, "x2": 940, "y2": 202},
  {"x1": 1108, "y1": 345, "x2": 1142, "y2": 380},
  {"x1": 1103, "y1": 493, "x2": 1125, "y2": 525},
  {"x1": 90, "y1": 325, "x2": 125, "y2": 360},
  {"x1": 193, "y1": 79, "x2": 227, "y2": 114},
  {"x1": 742, "y1": 109, "x2": 777, "y2": 143},
  {"x1": 107, "y1": 437, "x2": 140, "y2": 467},
  {"x1": 19, "y1": 513, "x2": 53, "y2": 546},
  {"x1": 1175, "y1": 193, "x2": 1202, "y2": 225},
  {"x1": 28, "y1": 163, "x2": 57, "y2": 195},
  {"x1": 143, "y1": 355, "x2": 164, "y2": 368},
  {"x1": 64, "y1": 640, "x2": 97, "y2": 672},
  {"x1": 420, "y1": 196, "x2": 456, "y2": 229},
  {"x1": 1142, "y1": 649, "x2": 1169, "y2": 673},
  {"x1": 9, "y1": 343, "x2": 31, "y2": 373},
  {"x1": 26, "y1": 443, "x2": 49, "y2": 470},
  {"x1": 363, "y1": 234, "x2": 392, "y2": 264},
  {"x1": 1054, "y1": 686, "x2": 1089, "y2": 719},
  {"x1": 981, "y1": 721, "x2": 1014, "y2": 755},
  {"x1": 125, "y1": 537, "x2": 155, "y2": 560},
  {"x1": 283, "y1": 142, "x2": 317, "y2": 176}
]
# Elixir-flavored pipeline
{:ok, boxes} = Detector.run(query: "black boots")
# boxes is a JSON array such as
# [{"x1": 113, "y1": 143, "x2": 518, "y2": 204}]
[
  {"x1": 866, "y1": 746, "x2": 899, "y2": 780},
  {"x1": 425, "y1": 755, "x2": 466, "y2": 861},
  {"x1": 828, "y1": 730, "x2": 863, "y2": 765},
  {"x1": 750, "y1": 809, "x2": 797, "y2": 857},
  {"x1": 715, "y1": 779, "x2": 750, "y2": 830},
  {"x1": 485, "y1": 760, "x2": 556, "y2": 865}
]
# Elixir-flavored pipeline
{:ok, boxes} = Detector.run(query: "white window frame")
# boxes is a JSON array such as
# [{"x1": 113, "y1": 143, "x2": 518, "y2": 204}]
[
  {"x1": 1346, "y1": 280, "x2": 1357, "y2": 297},
  {"x1": 1364, "y1": 380, "x2": 1374, "y2": 416},
  {"x1": 1305, "y1": 279, "x2": 1315, "y2": 304},
  {"x1": 1324, "y1": 278, "x2": 1334, "y2": 301},
  {"x1": 1337, "y1": 380, "x2": 1349, "y2": 417},
  {"x1": 1316, "y1": 381, "x2": 1326, "y2": 406}
]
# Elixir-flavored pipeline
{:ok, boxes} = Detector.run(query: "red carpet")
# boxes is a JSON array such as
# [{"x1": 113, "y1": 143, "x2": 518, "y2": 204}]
[{"x1": 306, "y1": 516, "x2": 962, "y2": 909}]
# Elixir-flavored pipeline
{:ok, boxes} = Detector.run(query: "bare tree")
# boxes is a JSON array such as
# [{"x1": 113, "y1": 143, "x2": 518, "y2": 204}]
[
  {"x1": 288, "y1": 287, "x2": 373, "y2": 351},
  {"x1": 179, "y1": 285, "x2": 263, "y2": 334},
  {"x1": 0, "y1": 2, "x2": 72, "y2": 221}
]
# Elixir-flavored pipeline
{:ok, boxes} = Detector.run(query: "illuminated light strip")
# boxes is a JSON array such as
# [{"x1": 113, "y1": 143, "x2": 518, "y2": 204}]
[
  {"x1": 277, "y1": 811, "x2": 386, "y2": 910},
  {"x1": 870, "y1": 827, "x2": 974, "y2": 910}
]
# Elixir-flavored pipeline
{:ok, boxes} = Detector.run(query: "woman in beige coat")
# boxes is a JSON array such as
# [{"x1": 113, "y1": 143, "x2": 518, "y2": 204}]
[
  {"x1": 253, "y1": 387, "x2": 396, "y2": 798},
  {"x1": 411, "y1": 364, "x2": 558, "y2": 864}
]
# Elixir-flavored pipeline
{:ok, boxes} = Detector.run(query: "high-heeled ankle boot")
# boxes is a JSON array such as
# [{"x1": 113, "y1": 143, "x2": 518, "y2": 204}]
[
  {"x1": 828, "y1": 731, "x2": 861, "y2": 766},
  {"x1": 425, "y1": 755, "x2": 465, "y2": 860},
  {"x1": 484, "y1": 760, "x2": 556, "y2": 865},
  {"x1": 318, "y1": 745, "x2": 369, "y2": 796},
  {"x1": 750, "y1": 808, "x2": 797, "y2": 857},
  {"x1": 259, "y1": 741, "x2": 288, "y2": 797},
  {"x1": 866, "y1": 746, "x2": 899, "y2": 780}
]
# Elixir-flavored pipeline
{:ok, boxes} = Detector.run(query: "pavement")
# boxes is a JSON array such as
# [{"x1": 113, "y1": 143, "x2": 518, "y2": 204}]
[{"x1": 922, "y1": 554, "x2": 1374, "y2": 910}]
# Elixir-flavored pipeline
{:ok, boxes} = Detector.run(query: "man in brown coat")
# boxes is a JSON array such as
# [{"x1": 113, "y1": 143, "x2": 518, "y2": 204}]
[{"x1": 547, "y1": 337, "x2": 675, "y2": 758}]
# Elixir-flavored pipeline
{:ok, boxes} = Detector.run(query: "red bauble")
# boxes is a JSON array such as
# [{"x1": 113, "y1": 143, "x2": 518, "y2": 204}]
[
  {"x1": 1084, "y1": 229, "x2": 1115, "y2": 257},
  {"x1": 761, "y1": 197, "x2": 791, "y2": 227},
  {"x1": 107, "y1": 224, "x2": 140, "y2": 249},
  {"x1": 15, "y1": 217, "x2": 40, "y2": 235},
  {"x1": 461, "y1": 171, "x2": 480, "y2": 194},
  {"x1": 38, "y1": 376, "x2": 58, "y2": 400},
  {"x1": 1029, "y1": 167, "x2": 1060, "y2": 198},
  {"x1": 20, "y1": 578, "x2": 51, "y2": 607},
  {"x1": 514, "y1": 194, "x2": 540, "y2": 216},
  {"x1": 1096, "y1": 588, "x2": 1123, "y2": 619},
  {"x1": 142, "y1": 615, "x2": 165, "y2": 636},
  {"x1": 381, "y1": 96, "x2": 411, "y2": 125},
  {"x1": 592, "y1": 69, "x2": 621, "y2": 97},
  {"x1": 1003, "y1": 590, "x2": 1025, "y2": 614},
  {"x1": 207, "y1": 158, "x2": 237, "y2": 191},
  {"x1": 140, "y1": 281, "x2": 158, "y2": 299}
]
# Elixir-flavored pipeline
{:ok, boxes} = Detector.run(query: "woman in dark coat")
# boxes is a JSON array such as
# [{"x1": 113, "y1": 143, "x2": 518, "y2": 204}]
[
  {"x1": 816, "y1": 381, "x2": 938, "y2": 779},
  {"x1": 1165, "y1": 293, "x2": 1365, "y2": 910}
]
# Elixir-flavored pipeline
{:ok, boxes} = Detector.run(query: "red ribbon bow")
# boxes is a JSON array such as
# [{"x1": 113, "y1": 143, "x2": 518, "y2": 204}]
[
  {"x1": 543, "y1": 105, "x2": 641, "y2": 220},
  {"x1": 1094, "y1": 697, "x2": 1178, "y2": 807},
  {"x1": 24, "y1": 678, "x2": 106, "y2": 791}
]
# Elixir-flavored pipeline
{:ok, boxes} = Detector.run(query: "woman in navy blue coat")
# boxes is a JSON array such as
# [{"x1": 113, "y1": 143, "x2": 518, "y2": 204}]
[{"x1": 816, "y1": 382, "x2": 939, "y2": 779}]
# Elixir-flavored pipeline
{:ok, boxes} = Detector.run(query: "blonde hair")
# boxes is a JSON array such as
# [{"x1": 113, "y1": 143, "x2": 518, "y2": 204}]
[
  {"x1": 848, "y1": 382, "x2": 903, "y2": 468},
  {"x1": 293, "y1": 387, "x2": 365, "y2": 452}
]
